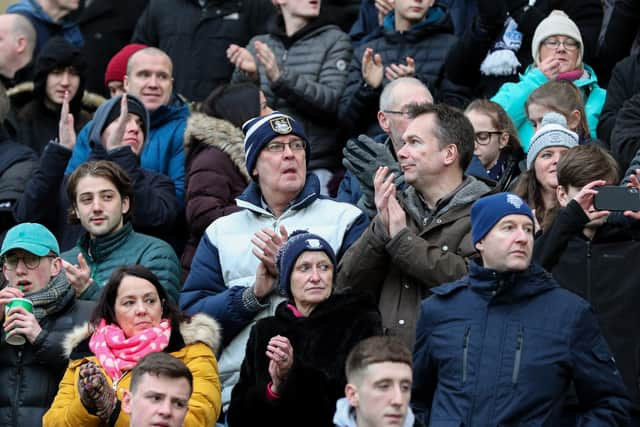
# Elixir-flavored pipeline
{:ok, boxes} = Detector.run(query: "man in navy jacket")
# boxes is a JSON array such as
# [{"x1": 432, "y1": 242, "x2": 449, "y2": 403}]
[{"x1": 411, "y1": 192, "x2": 630, "y2": 426}]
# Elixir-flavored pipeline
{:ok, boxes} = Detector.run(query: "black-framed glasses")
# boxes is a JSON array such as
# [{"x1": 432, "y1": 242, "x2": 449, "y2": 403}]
[
  {"x1": 542, "y1": 38, "x2": 580, "y2": 51},
  {"x1": 383, "y1": 110, "x2": 412, "y2": 119},
  {"x1": 2, "y1": 253, "x2": 55, "y2": 270},
  {"x1": 265, "y1": 140, "x2": 306, "y2": 152},
  {"x1": 474, "y1": 131, "x2": 503, "y2": 145}
]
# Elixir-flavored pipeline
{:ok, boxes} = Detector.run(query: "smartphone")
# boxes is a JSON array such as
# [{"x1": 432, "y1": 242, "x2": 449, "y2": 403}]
[{"x1": 594, "y1": 186, "x2": 640, "y2": 211}]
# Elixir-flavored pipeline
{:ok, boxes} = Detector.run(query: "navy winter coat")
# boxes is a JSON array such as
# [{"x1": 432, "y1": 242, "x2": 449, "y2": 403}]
[{"x1": 412, "y1": 260, "x2": 631, "y2": 426}]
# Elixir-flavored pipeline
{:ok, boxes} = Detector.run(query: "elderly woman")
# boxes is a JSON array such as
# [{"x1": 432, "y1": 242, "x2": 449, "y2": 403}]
[
  {"x1": 227, "y1": 231, "x2": 382, "y2": 427},
  {"x1": 43, "y1": 265, "x2": 221, "y2": 427},
  {"x1": 514, "y1": 112, "x2": 579, "y2": 230},
  {"x1": 491, "y1": 10, "x2": 606, "y2": 148}
]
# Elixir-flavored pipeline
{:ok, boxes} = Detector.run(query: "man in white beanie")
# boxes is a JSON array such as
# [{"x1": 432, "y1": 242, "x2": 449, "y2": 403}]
[{"x1": 492, "y1": 9, "x2": 606, "y2": 149}]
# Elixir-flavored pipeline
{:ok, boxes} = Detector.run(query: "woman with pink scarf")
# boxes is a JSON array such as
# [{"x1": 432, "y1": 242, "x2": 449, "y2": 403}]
[{"x1": 43, "y1": 265, "x2": 222, "y2": 427}]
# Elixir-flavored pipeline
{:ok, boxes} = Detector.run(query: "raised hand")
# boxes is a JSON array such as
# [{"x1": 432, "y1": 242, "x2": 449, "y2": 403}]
[
  {"x1": 62, "y1": 252, "x2": 93, "y2": 297},
  {"x1": 538, "y1": 55, "x2": 562, "y2": 81},
  {"x1": 251, "y1": 225, "x2": 289, "y2": 277},
  {"x1": 624, "y1": 169, "x2": 640, "y2": 220},
  {"x1": 385, "y1": 57, "x2": 415, "y2": 81},
  {"x1": 4, "y1": 306, "x2": 42, "y2": 344},
  {"x1": 104, "y1": 94, "x2": 130, "y2": 151},
  {"x1": 374, "y1": 166, "x2": 396, "y2": 232},
  {"x1": 58, "y1": 90, "x2": 76, "y2": 150},
  {"x1": 266, "y1": 335, "x2": 293, "y2": 394},
  {"x1": 227, "y1": 43, "x2": 258, "y2": 79},
  {"x1": 362, "y1": 48, "x2": 384, "y2": 89},
  {"x1": 77, "y1": 361, "x2": 117, "y2": 422},
  {"x1": 255, "y1": 41, "x2": 281, "y2": 82},
  {"x1": 573, "y1": 180, "x2": 610, "y2": 223}
]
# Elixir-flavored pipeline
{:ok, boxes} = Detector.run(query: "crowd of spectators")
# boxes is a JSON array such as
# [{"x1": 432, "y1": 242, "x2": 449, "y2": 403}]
[{"x1": 1, "y1": 0, "x2": 640, "y2": 425}]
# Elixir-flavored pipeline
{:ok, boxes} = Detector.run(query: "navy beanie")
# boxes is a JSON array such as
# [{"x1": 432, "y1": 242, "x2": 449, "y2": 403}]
[
  {"x1": 276, "y1": 230, "x2": 336, "y2": 299},
  {"x1": 242, "y1": 111, "x2": 309, "y2": 180},
  {"x1": 471, "y1": 193, "x2": 534, "y2": 245}
]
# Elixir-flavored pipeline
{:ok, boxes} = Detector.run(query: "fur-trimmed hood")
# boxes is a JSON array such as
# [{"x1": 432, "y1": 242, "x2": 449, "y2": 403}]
[
  {"x1": 62, "y1": 313, "x2": 221, "y2": 359},
  {"x1": 184, "y1": 112, "x2": 250, "y2": 182},
  {"x1": 8, "y1": 81, "x2": 106, "y2": 112}
]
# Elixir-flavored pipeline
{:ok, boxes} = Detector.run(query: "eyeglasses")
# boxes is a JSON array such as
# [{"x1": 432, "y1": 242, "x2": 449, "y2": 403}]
[
  {"x1": 542, "y1": 38, "x2": 580, "y2": 51},
  {"x1": 474, "y1": 131, "x2": 503, "y2": 145},
  {"x1": 383, "y1": 110, "x2": 412, "y2": 119},
  {"x1": 2, "y1": 253, "x2": 55, "y2": 270},
  {"x1": 265, "y1": 140, "x2": 306, "y2": 152}
]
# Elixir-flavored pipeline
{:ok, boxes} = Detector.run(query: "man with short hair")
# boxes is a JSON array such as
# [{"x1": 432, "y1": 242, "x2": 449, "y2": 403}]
[
  {"x1": 64, "y1": 47, "x2": 187, "y2": 202},
  {"x1": 334, "y1": 336, "x2": 420, "y2": 427},
  {"x1": 180, "y1": 111, "x2": 368, "y2": 416},
  {"x1": 7, "y1": 0, "x2": 83, "y2": 55},
  {"x1": 338, "y1": 77, "x2": 434, "y2": 217},
  {"x1": 411, "y1": 192, "x2": 631, "y2": 425},
  {"x1": 338, "y1": 103, "x2": 491, "y2": 349},
  {"x1": 0, "y1": 222, "x2": 93, "y2": 427},
  {"x1": 0, "y1": 13, "x2": 36, "y2": 85},
  {"x1": 62, "y1": 159, "x2": 181, "y2": 302},
  {"x1": 122, "y1": 352, "x2": 194, "y2": 427}
]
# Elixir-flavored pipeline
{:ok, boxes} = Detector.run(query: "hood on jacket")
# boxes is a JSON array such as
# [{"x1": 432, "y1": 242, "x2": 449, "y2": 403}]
[
  {"x1": 184, "y1": 112, "x2": 250, "y2": 182},
  {"x1": 382, "y1": 3, "x2": 451, "y2": 36},
  {"x1": 87, "y1": 94, "x2": 150, "y2": 149},
  {"x1": 33, "y1": 36, "x2": 87, "y2": 115},
  {"x1": 62, "y1": 312, "x2": 221, "y2": 359},
  {"x1": 333, "y1": 397, "x2": 416, "y2": 427}
]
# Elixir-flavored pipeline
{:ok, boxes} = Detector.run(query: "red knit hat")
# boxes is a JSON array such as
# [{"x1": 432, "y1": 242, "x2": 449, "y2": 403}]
[{"x1": 104, "y1": 43, "x2": 148, "y2": 86}]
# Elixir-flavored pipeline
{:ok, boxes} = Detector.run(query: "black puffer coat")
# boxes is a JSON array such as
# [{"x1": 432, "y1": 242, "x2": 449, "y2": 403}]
[
  {"x1": 338, "y1": 4, "x2": 468, "y2": 138},
  {"x1": 233, "y1": 16, "x2": 353, "y2": 170},
  {"x1": 132, "y1": 0, "x2": 275, "y2": 101},
  {"x1": 0, "y1": 277, "x2": 94, "y2": 427}
]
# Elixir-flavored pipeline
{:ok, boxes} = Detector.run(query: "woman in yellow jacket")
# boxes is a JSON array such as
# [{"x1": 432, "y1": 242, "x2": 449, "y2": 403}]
[{"x1": 43, "y1": 265, "x2": 221, "y2": 427}]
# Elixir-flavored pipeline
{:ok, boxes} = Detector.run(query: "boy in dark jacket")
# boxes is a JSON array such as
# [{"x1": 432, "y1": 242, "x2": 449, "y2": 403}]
[
  {"x1": 412, "y1": 192, "x2": 630, "y2": 426},
  {"x1": 534, "y1": 144, "x2": 640, "y2": 422}
]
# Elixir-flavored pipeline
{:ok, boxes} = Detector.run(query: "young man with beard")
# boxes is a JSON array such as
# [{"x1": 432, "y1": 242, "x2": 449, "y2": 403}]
[{"x1": 61, "y1": 157, "x2": 180, "y2": 302}]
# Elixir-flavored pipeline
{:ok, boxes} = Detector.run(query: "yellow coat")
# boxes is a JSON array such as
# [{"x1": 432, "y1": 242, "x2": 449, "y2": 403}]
[{"x1": 43, "y1": 313, "x2": 221, "y2": 427}]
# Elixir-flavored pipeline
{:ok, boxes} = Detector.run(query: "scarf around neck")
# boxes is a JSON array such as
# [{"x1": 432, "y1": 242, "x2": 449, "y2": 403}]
[
  {"x1": 89, "y1": 318, "x2": 172, "y2": 381},
  {"x1": 28, "y1": 272, "x2": 74, "y2": 321}
]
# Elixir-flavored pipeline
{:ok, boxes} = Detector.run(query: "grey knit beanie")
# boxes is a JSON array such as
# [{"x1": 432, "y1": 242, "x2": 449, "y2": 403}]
[{"x1": 526, "y1": 112, "x2": 579, "y2": 170}]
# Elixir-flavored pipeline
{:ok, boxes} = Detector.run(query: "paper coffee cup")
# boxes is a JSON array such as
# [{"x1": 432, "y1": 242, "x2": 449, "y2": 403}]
[{"x1": 4, "y1": 298, "x2": 33, "y2": 346}]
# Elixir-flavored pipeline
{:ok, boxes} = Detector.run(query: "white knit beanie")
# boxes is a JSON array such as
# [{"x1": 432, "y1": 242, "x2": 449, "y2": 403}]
[
  {"x1": 526, "y1": 112, "x2": 579, "y2": 170},
  {"x1": 531, "y1": 10, "x2": 583, "y2": 66}
]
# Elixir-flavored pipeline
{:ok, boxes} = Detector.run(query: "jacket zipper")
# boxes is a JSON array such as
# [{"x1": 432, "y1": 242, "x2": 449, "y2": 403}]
[
  {"x1": 12, "y1": 349, "x2": 23, "y2": 425},
  {"x1": 586, "y1": 240, "x2": 592, "y2": 301},
  {"x1": 462, "y1": 326, "x2": 470, "y2": 383},
  {"x1": 512, "y1": 328, "x2": 523, "y2": 385}
]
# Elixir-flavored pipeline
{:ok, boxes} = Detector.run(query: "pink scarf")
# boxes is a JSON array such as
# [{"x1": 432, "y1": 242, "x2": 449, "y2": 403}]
[{"x1": 89, "y1": 319, "x2": 172, "y2": 381}]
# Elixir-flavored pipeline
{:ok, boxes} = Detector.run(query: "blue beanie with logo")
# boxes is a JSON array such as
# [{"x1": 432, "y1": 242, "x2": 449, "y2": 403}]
[
  {"x1": 471, "y1": 193, "x2": 534, "y2": 245},
  {"x1": 276, "y1": 230, "x2": 336, "y2": 299},
  {"x1": 242, "y1": 111, "x2": 309, "y2": 180}
]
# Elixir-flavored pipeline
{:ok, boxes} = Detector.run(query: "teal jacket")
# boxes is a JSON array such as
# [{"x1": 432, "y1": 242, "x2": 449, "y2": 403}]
[
  {"x1": 491, "y1": 64, "x2": 606, "y2": 152},
  {"x1": 62, "y1": 223, "x2": 181, "y2": 302}
]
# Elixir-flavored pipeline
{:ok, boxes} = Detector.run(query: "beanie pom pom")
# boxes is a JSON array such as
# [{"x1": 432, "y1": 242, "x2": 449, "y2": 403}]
[{"x1": 540, "y1": 112, "x2": 568, "y2": 128}]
